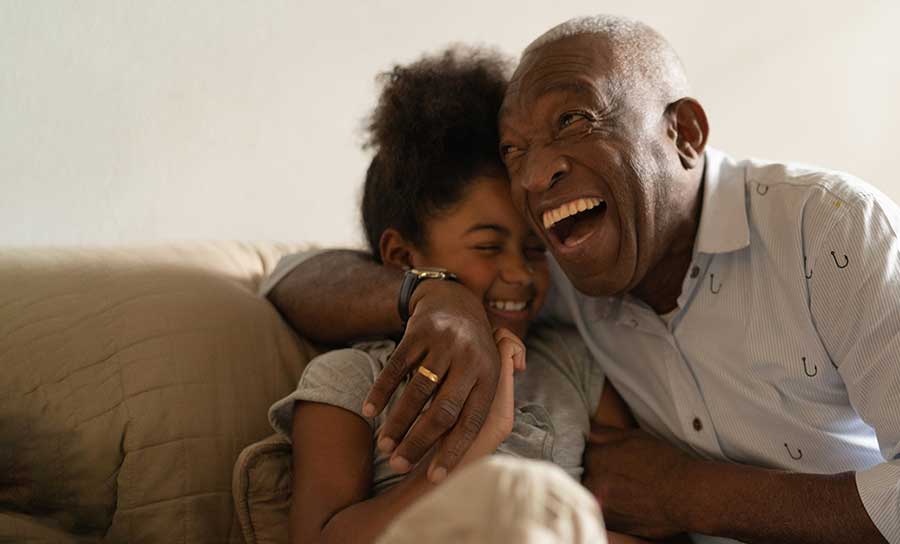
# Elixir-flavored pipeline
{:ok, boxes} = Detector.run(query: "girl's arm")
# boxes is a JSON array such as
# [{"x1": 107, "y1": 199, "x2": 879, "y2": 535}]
[
  {"x1": 288, "y1": 401, "x2": 436, "y2": 544},
  {"x1": 593, "y1": 380, "x2": 637, "y2": 430},
  {"x1": 290, "y1": 328, "x2": 524, "y2": 544}
]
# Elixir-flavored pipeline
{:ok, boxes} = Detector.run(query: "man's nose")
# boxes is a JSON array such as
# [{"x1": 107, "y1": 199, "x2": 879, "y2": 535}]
[{"x1": 521, "y1": 148, "x2": 570, "y2": 193}]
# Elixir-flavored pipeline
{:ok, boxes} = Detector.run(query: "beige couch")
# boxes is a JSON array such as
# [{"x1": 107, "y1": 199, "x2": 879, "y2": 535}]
[{"x1": 0, "y1": 243, "x2": 319, "y2": 543}]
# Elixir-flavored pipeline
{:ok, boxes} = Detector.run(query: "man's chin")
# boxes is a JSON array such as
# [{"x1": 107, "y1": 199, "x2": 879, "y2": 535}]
[{"x1": 557, "y1": 258, "x2": 631, "y2": 298}]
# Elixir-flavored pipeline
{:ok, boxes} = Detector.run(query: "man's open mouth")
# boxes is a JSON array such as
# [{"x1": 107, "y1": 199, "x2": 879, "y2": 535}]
[{"x1": 541, "y1": 197, "x2": 607, "y2": 248}]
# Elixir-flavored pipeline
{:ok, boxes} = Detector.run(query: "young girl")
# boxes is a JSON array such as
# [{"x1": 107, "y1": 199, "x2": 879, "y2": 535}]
[{"x1": 268, "y1": 47, "x2": 636, "y2": 543}]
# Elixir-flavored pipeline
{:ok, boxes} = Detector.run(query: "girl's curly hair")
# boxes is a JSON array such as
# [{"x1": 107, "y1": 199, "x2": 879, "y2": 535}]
[{"x1": 361, "y1": 46, "x2": 512, "y2": 261}]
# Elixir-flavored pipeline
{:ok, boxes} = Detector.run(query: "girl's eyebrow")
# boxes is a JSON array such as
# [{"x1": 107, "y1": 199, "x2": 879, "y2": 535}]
[{"x1": 465, "y1": 224, "x2": 510, "y2": 236}]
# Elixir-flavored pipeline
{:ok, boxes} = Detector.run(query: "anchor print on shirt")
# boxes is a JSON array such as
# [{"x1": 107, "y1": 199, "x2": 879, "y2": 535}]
[
  {"x1": 830, "y1": 251, "x2": 849, "y2": 269},
  {"x1": 801, "y1": 355, "x2": 838, "y2": 374},
  {"x1": 805, "y1": 249, "x2": 850, "y2": 279},
  {"x1": 802, "y1": 357, "x2": 817, "y2": 377},
  {"x1": 784, "y1": 443, "x2": 803, "y2": 460},
  {"x1": 709, "y1": 273, "x2": 722, "y2": 294}
]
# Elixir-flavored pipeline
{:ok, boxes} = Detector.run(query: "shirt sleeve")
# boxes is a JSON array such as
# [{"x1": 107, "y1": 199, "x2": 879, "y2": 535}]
[
  {"x1": 528, "y1": 324, "x2": 605, "y2": 415},
  {"x1": 257, "y1": 248, "x2": 328, "y2": 297},
  {"x1": 557, "y1": 325, "x2": 606, "y2": 415},
  {"x1": 267, "y1": 347, "x2": 381, "y2": 440},
  {"x1": 808, "y1": 192, "x2": 900, "y2": 542}
]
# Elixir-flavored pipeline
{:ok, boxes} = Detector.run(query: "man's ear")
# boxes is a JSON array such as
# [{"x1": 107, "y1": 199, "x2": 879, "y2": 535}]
[
  {"x1": 666, "y1": 98, "x2": 709, "y2": 170},
  {"x1": 379, "y1": 228, "x2": 415, "y2": 270}
]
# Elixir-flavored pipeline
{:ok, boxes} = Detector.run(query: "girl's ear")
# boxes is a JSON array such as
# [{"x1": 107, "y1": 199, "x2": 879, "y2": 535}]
[{"x1": 379, "y1": 228, "x2": 415, "y2": 270}]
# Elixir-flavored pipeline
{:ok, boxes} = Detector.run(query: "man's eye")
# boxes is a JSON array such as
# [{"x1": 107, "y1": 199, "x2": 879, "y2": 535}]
[
  {"x1": 474, "y1": 245, "x2": 501, "y2": 252},
  {"x1": 500, "y1": 144, "x2": 521, "y2": 158},
  {"x1": 559, "y1": 111, "x2": 589, "y2": 129}
]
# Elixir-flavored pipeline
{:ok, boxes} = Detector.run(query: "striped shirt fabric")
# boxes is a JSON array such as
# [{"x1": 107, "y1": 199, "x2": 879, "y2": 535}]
[{"x1": 546, "y1": 147, "x2": 900, "y2": 543}]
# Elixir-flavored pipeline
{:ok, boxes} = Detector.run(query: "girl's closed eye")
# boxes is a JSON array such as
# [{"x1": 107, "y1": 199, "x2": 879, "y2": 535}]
[{"x1": 473, "y1": 243, "x2": 503, "y2": 253}]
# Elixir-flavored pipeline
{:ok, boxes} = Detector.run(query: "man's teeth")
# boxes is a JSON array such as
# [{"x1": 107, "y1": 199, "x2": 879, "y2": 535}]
[
  {"x1": 542, "y1": 197, "x2": 604, "y2": 230},
  {"x1": 488, "y1": 300, "x2": 528, "y2": 312}
]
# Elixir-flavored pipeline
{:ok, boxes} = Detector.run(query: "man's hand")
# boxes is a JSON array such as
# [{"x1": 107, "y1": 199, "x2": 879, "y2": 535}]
[
  {"x1": 583, "y1": 424, "x2": 694, "y2": 539},
  {"x1": 454, "y1": 327, "x2": 525, "y2": 467},
  {"x1": 363, "y1": 280, "x2": 500, "y2": 483}
]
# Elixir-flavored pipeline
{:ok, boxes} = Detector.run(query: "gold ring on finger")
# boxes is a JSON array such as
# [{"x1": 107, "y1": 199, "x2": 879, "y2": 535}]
[{"x1": 417, "y1": 365, "x2": 439, "y2": 384}]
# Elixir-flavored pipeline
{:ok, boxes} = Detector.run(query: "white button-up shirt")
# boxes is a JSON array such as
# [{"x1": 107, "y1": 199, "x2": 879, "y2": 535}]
[{"x1": 547, "y1": 148, "x2": 900, "y2": 543}]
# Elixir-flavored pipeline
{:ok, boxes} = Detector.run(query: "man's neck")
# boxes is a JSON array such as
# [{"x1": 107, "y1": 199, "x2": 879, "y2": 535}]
[
  {"x1": 631, "y1": 248, "x2": 695, "y2": 314},
  {"x1": 631, "y1": 166, "x2": 706, "y2": 315}
]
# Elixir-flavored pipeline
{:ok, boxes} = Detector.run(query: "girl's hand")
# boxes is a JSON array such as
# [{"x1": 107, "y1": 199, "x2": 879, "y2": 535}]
[{"x1": 477, "y1": 327, "x2": 525, "y2": 448}]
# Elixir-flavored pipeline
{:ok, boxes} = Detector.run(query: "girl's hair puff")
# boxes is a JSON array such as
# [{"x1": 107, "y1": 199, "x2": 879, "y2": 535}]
[{"x1": 361, "y1": 46, "x2": 512, "y2": 261}]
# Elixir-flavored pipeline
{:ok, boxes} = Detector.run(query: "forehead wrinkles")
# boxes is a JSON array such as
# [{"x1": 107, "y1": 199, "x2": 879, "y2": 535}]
[
  {"x1": 521, "y1": 53, "x2": 595, "y2": 96},
  {"x1": 506, "y1": 51, "x2": 613, "y2": 119}
]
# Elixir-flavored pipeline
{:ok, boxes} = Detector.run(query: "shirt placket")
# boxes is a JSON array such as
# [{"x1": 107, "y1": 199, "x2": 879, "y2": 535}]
[{"x1": 664, "y1": 253, "x2": 727, "y2": 457}]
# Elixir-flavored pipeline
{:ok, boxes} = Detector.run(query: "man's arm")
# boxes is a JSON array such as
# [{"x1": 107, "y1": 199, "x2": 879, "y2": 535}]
[
  {"x1": 585, "y1": 384, "x2": 881, "y2": 542},
  {"x1": 268, "y1": 250, "x2": 403, "y2": 344},
  {"x1": 584, "y1": 426, "x2": 884, "y2": 543},
  {"x1": 681, "y1": 458, "x2": 884, "y2": 543},
  {"x1": 267, "y1": 249, "x2": 501, "y2": 481}
]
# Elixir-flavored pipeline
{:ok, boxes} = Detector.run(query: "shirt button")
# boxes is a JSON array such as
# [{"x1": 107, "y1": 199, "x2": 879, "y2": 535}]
[
  {"x1": 692, "y1": 417, "x2": 703, "y2": 432},
  {"x1": 690, "y1": 266, "x2": 700, "y2": 278}
]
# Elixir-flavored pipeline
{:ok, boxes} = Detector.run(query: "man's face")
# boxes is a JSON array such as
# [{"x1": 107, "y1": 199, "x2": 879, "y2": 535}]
[{"x1": 499, "y1": 35, "x2": 679, "y2": 296}]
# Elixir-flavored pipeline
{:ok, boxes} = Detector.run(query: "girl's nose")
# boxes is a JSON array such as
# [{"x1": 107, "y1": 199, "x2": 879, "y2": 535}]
[{"x1": 501, "y1": 253, "x2": 534, "y2": 286}]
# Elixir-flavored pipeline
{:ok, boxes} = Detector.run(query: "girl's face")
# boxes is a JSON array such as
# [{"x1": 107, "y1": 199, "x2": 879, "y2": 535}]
[{"x1": 411, "y1": 172, "x2": 550, "y2": 339}]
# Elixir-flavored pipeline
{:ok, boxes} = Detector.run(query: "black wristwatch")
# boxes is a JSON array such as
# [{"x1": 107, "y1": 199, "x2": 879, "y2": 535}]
[{"x1": 398, "y1": 267, "x2": 459, "y2": 327}]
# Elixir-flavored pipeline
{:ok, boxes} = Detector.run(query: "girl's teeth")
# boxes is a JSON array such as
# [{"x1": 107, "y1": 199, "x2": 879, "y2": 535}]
[{"x1": 489, "y1": 301, "x2": 527, "y2": 311}]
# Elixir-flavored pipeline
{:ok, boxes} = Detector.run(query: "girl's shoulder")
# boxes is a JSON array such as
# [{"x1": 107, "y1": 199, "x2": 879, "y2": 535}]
[
  {"x1": 301, "y1": 339, "x2": 397, "y2": 390},
  {"x1": 524, "y1": 322, "x2": 588, "y2": 360},
  {"x1": 269, "y1": 339, "x2": 398, "y2": 436}
]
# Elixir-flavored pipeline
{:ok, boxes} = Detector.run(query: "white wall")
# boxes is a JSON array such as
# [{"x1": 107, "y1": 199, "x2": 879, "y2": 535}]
[{"x1": 2, "y1": 0, "x2": 898, "y2": 248}]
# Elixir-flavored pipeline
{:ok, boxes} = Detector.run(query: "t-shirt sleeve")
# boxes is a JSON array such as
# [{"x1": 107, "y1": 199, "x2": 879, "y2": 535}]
[
  {"x1": 561, "y1": 327, "x2": 606, "y2": 414},
  {"x1": 536, "y1": 257, "x2": 576, "y2": 326},
  {"x1": 258, "y1": 248, "x2": 328, "y2": 297},
  {"x1": 531, "y1": 324, "x2": 605, "y2": 415},
  {"x1": 268, "y1": 347, "x2": 380, "y2": 440}
]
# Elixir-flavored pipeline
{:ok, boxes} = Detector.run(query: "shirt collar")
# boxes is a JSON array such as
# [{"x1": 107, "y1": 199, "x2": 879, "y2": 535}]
[{"x1": 694, "y1": 147, "x2": 751, "y2": 254}]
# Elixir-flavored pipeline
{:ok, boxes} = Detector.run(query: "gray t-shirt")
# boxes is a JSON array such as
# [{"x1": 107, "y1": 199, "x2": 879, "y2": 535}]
[{"x1": 269, "y1": 323, "x2": 605, "y2": 495}]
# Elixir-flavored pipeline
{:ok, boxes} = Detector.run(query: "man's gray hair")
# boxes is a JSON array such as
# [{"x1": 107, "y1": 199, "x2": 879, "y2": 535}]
[{"x1": 522, "y1": 15, "x2": 691, "y2": 101}]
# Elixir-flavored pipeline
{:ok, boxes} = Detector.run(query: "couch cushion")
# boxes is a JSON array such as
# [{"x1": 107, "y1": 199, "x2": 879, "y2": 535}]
[
  {"x1": 232, "y1": 434, "x2": 292, "y2": 544},
  {"x1": 0, "y1": 242, "x2": 318, "y2": 543},
  {"x1": 0, "y1": 512, "x2": 90, "y2": 544}
]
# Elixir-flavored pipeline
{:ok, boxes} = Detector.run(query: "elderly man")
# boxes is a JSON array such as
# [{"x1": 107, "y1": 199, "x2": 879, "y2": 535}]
[{"x1": 266, "y1": 16, "x2": 898, "y2": 543}]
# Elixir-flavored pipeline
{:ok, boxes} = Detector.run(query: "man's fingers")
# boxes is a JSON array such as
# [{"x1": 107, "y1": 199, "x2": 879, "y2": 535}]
[
  {"x1": 426, "y1": 380, "x2": 493, "y2": 482},
  {"x1": 363, "y1": 333, "x2": 424, "y2": 418},
  {"x1": 388, "y1": 366, "x2": 478, "y2": 473},
  {"x1": 375, "y1": 353, "x2": 450, "y2": 456}
]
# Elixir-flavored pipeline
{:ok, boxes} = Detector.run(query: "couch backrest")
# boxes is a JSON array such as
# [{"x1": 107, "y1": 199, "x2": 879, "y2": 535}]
[{"x1": 0, "y1": 242, "x2": 318, "y2": 543}]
